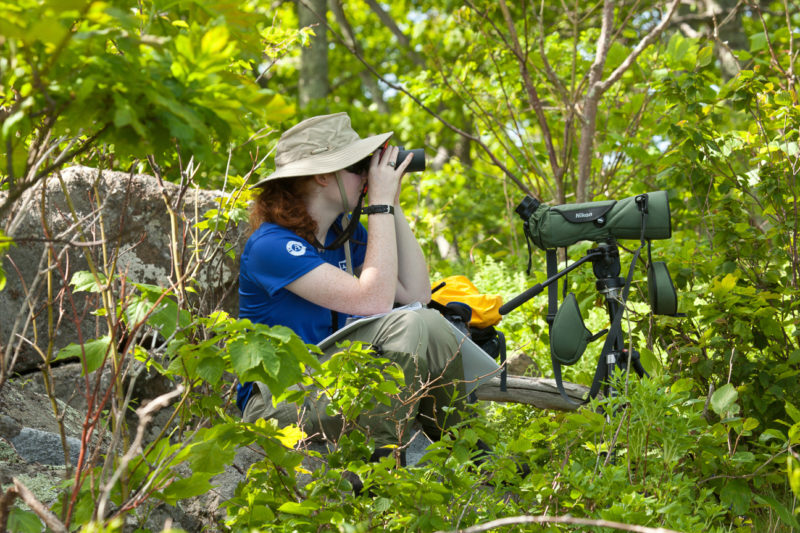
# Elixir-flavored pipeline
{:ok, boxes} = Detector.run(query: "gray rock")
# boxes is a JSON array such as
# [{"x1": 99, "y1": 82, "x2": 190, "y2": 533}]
[
  {"x1": 507, "y1": 352, "x2": 539, "y2": 376},
  {"x1": 11, "y1": 427, "x2": 81, "y2": 466},
  {"x1": 1, "y1": 165, "x2": 245, "y2": 375},
  {"x1": 0, "y1": 414, "x2": 21, "y2": 440},
  {"x1": 406, "y1": 428, "x2": 432, "y2": 466}
]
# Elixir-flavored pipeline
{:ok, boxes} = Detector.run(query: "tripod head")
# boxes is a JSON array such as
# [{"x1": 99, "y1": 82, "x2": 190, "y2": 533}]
[{"x1": 591, "y1": 241, "x2": 626, "y2": 297}]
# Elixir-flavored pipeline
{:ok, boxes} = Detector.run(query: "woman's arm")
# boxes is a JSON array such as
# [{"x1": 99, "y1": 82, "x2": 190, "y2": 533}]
[
  {"x1": 285, "y1": 146, "x2": 411, "y2": 316},
  {"x1": 393, "y1": 204, "x2": 431, "y2": 305},
  {"x1": 285, "y1": 214, "x2": 398, "y2": 316}
]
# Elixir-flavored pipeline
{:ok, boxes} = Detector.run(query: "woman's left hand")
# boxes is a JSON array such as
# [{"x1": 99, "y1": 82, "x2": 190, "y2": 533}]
[{"x1": 369, "y1": 145, "x2": 413, "y2": 205}]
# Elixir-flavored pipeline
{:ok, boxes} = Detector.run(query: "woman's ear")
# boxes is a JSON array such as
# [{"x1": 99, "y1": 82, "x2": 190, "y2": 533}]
[{"x1": 313, "y1": 173, "x2": 333, "y2": 187}]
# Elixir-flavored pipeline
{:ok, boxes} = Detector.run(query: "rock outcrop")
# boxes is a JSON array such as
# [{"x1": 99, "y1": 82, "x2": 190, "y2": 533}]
[
  {"x1": 0, "y1": 166, "x2": 247, "y2": 529},
  {"x1": 1, "y1": 165, "x2": 244, "y2": 376}
]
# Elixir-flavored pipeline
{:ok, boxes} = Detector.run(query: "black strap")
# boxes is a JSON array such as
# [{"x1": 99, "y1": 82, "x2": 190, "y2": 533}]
[
  {"x1": 523, "y1": 220, "x2": 535, "y2": 276},
  {"x1": 551, "y1": 353, "x2": 579, "y2": 407},
  {"x1": 316, "y1": 189, "x2": 367, "y2": 250},
  {"x1": 330, "y1": 310, "x2": 339, "y2": 335},
  {"x1": 498, "y1": 330, "x2": 507, "y2": 392},
  {"x1": 546, "y1": 249, "x2": 558, "y2": 326}
]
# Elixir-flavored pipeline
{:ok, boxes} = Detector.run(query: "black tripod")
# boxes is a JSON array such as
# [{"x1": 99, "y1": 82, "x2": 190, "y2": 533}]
[
  {"x1": 499, "y1": 239, "x2": 647, "y2": 404},
  {"x1": 588, "y1": 241, "x2": 648, "y2": 399}
]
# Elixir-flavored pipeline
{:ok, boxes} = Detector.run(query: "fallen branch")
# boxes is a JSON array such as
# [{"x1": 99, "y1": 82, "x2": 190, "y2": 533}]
[{"x1": 474, "y1": 375, "x2": 589, "y2": 411}]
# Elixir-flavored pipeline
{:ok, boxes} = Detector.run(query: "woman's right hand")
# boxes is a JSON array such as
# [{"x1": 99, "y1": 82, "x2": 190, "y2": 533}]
[{"x1": 368, "y1": 145, "x2": 413, "y2": 205}]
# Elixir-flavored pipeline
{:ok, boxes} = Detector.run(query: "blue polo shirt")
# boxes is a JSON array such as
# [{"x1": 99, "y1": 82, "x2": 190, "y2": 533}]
[{"x1": 236, "y1": 218, "x2": 367, "y2": 412}]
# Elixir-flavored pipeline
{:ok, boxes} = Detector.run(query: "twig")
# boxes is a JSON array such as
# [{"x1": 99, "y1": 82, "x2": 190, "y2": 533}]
[
  {"x1": 96, "y1": 385, "x2": 185, "y2": 519},
  {"x1": 698, "y1": 443, "x2": 789, "y2": 485},
  {"x1": 439, "y1": 514, "x2": 682, "y2": 533}
]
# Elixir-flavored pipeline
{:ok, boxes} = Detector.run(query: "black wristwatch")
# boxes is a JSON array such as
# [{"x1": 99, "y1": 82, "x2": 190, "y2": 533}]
[{"x1": 362, "y1": 204, "x2": 395, "y2": 215}]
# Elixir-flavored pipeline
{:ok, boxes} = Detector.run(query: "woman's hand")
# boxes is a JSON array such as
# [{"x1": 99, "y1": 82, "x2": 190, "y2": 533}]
[{"x1": 368, "y1": 145, "x2": 413, "y2": 205}]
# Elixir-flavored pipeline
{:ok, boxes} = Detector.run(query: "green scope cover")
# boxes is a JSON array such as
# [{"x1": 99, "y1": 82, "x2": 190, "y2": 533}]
[
  {"x1": 550, "y1": 293, "x2": 592, "y2": 365},
  {"x1": 525, "y1": 191, "x2": 672, "y2": 250}
]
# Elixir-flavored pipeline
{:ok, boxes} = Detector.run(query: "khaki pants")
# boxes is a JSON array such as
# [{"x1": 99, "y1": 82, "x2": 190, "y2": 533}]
[{"x1": 241, "y1": 308, "x2": 466, "y2": 447}]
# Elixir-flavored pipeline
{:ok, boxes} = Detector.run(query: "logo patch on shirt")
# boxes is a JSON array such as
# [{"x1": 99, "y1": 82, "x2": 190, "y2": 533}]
[
  {"x1": 338, "y1": 260, "x2": 348, "y2": 271},
  {"x1": 286, "y1": 241, "x2": 307, "y2": 256}
]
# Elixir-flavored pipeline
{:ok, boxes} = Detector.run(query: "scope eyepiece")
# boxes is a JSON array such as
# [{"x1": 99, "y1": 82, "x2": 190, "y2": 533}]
[{"x1": 515, "y1": 195, "x2": 540, "y2": 220}]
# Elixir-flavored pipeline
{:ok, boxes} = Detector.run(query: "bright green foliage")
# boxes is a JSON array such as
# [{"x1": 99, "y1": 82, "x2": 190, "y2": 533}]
[
  {"x1": 0, "y1": 0, "x2": 295, "y2": 194},
  {"x1": 314, "y1": 341, "x2": 405, "y2": 421},
  {"x1": 646, "y1": 22, "x2": 800, "y2": 430}
]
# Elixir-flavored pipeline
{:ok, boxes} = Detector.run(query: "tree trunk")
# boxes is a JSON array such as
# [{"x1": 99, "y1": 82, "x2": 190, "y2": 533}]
[{"x1": 297, "y1": 0, "x2": 329, "y2": 109}]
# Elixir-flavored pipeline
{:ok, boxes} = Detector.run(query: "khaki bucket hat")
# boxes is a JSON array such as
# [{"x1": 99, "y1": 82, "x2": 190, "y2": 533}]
[{"x1": 252, "y1": 112, "x2": 393, "y2": 188}]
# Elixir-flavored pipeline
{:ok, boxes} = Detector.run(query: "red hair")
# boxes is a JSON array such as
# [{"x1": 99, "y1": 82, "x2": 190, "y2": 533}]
[{"x1": 249, "y1": 177, "x2": 318, "y2": 244}]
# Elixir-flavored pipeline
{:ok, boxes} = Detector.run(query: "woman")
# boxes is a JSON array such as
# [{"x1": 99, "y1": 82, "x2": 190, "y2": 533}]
[{"x1": 237, "y1": 113, "x2": 467, "y2": 459}]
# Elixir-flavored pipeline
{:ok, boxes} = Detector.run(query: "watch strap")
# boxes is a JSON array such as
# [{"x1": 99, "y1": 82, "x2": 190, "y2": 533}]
[{"x1": 362, "y1": 204, "x2": 395, "y2": 215}]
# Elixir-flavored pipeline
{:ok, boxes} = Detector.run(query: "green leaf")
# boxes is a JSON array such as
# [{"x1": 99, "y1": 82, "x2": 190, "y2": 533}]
[
  {"x1": 189, "y1": 438, "x2": 235, "y2": 475},
  {"x1": 55, "y1": 336, "x2": 112, "y2": 375},
  {"x1": 667, "y1": 32, "x2": 690, "y2": 64},
  {"x1": 377, "y1": 380, "x2": 400, "y2": 395},
  {"x1": 670, "y1": 377, "x2": 694, "y2": 394},
  {"x1": 638, "y1": 347, "x2": 661, "y2": 375},
  {"x1": 200, "y1": 25, "x2": 230, "y2": 56},
  {"x1": 749, "y1": 33, "x2": 767, "y2": 52},
  {"x1": 278, "y1": 501, "x2": 319, "y2": 516},
  {"x1": 160, "y1": 474, "x2": 214, "y2": 505},
  {"x1": 70, "y1": 270, "x2": 107, "y2": 293},
  {"x1": 720, "y1": 479, "x2": 751, "y2": 515},
  {"x1": 710, "y1": 383, "x2": 738, "y2": 415},
  {"x1": 0, "y1": 231, "x2": 13, "y2": 291},
  {"x1": 759, "y1": 428, "x2": 786, "y2": 443},
  {"x1": 785, "y1": 401, "x2": 800, "y2": 423},
  {"x1": 789, "y1": 456, "x2": 800, "y2": 498},
  {"x1": 696, "y1": 45, "x2": 714, "y2": 67},
  {"x1": 154, "y1": 305, "x2": 192, "y2": 340},
  {"x1": 742, "y1": 418, "x2": 759, "y2": 432},
  {"x1": 229, "y1": 335, "x2": 279, "y2": 376},
  {"x1": 264, "y1": 94, "x2": 295, "y2": 123},
  {"x1": 7, "y1": 508, "x2": 42, "y2": 533},
  {"x1": 197, "y1": 356, "x2": 225, "y2": 384},
  {"x1": 1, "y1": 110, "x2": 25, "y2": 141}
]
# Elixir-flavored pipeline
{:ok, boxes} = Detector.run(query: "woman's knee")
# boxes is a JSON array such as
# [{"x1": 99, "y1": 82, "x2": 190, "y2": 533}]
[
  {"x1": 373, "y1": 309, "x2": 427, "y2": 354},
  {"x1": 417, "y1": 308, "x2": 460, "y2": 348}
]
